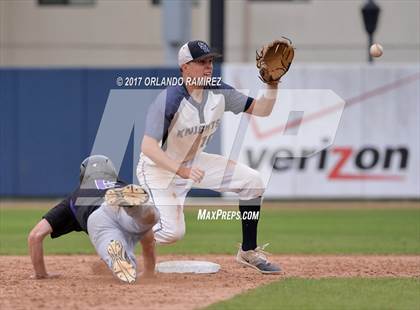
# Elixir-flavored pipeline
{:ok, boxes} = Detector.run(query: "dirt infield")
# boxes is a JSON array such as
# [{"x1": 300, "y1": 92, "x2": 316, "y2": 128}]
[{"x1": 1, "y1": 255, "x2": 419, "y2": 310}]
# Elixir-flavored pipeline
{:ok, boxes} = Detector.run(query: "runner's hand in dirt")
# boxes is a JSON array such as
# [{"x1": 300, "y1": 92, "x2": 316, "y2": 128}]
[
  {"x1": 30, "y1": 272, "x2": 61, "y2": 280},
  {"x1": 138, "y1": 271, "x2": 157, "y2": 281}
]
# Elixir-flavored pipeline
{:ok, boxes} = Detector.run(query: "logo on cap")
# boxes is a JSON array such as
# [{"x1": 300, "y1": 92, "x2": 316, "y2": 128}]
[{"x1": 198, "y1": 41, "x2": 210, "y2": 53}]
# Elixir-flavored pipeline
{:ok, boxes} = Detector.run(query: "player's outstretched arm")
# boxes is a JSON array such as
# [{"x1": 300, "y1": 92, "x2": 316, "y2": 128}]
[
  {"x1": 246, "y1": 38, "x2": 294, "y2": 117},
  {"x1": 27, "y1": 219, "x2": 60, "y2": 279},
  {"x1": 245, "y1": 82, "x2": 279, "y2": 117},
  {"x1": 139, "y1": 229, "x2": 156, "y2": 279}
]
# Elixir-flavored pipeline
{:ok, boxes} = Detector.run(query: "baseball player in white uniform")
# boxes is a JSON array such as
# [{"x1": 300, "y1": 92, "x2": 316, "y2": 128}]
[{"x1": 137, "y1": 40, "x2": 293, "y2": 274}]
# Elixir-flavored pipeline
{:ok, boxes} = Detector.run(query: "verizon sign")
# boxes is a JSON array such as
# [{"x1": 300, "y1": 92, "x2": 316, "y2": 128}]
[
  {"x1": 222, "y1": 64, "x2": 420, "y2": 198},
  {"x1": 247, "y1": 144, "x2": 408, "y2": 181}
]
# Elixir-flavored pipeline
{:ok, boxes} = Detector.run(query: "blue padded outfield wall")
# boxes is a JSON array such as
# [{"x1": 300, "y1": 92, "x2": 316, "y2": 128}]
[{"x1": 0, "y1": 68, "x2": 221, "y2": 197}]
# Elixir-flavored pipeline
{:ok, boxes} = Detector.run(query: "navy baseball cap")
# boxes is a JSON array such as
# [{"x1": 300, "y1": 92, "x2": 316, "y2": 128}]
[{"x1": 178, "y1": 40, "x2": 221, "y2": 66}]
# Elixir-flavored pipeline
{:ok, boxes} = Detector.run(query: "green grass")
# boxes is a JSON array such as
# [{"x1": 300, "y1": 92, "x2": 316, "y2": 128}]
[
  {"x1": 161, "y1": 207, "x2": 420, "y2": 255},
  {"x1": 0, "y1": 206, "x2": 419, "y2": 255},
  {"x1": 205, "y1": 278, "x2": 420, "y2": 310},
  {"x1": 0, "y1": 207, "x2": 93, "y2": 254},
  {"x1": 2, "y1": 205, "x2": 418, "y2": 310}
]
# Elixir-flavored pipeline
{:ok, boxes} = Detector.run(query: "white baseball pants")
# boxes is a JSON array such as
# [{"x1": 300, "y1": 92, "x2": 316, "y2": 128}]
[{"x1": 136, "y1": 152, "x2": 264, "y2": 244}]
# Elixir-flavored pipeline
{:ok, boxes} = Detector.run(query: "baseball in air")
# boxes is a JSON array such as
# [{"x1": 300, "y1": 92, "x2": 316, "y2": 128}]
[{"x1": 370, "y1": 43, "x2": 383, "y2": 58}]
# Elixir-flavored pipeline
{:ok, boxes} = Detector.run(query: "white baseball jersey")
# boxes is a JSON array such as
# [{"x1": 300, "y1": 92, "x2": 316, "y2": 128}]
[
  {"x1": 137, "y1": 82, "x2": 264, "y2": 245},
  {"x1": 141, "y1": 82, "x2": 254, "y2": 164}
]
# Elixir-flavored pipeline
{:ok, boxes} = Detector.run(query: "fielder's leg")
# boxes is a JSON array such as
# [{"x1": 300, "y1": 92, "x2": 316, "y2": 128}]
[
  {"x1": 137, "y1": 160, "x2": 189, "y2": 244},
  {"x1": 193, "y1": 152, "x2": 281, "y2": 274}
]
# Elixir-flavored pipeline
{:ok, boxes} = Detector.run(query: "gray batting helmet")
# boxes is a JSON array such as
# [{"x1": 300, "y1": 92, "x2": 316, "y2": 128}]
[{"x1": 79, "y1": 155, "x2": 118, "y2": 184}]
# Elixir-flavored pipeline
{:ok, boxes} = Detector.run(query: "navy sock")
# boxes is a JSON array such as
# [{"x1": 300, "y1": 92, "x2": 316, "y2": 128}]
[{"x1": 239, "y1": 197, "x2": 261, "y2": 251}]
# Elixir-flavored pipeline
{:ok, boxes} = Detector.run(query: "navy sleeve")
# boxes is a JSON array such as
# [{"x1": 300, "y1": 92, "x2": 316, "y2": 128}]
[
  {"x1": 143, "y1": 90, "x2": 168, "y2": 141},
  {"x1": 143, "y1": 87, "x2": 184, "y2": 143},
  {"x1": 219, "y1": 82, "x2": 254, "y2": 114}
]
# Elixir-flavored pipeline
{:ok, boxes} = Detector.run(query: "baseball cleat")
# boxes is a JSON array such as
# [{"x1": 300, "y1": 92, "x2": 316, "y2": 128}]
[
  {"x1": 107, "y1": 240, "x2": 136, "y2": 284},
  {"x1": 236, "y1": 243, "x2": 281, "y2": 274},
  {"x1": 105, "y1": 184, "x2": 149, "y2": 208}
]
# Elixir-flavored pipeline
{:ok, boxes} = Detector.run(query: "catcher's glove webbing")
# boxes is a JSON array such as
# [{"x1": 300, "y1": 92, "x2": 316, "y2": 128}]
[
  {"x1": 105, "y1": 184, "x2": 149, "y2": 208},
  {"x1": 256, "y1": 37, "x2": 294, "y2": 84}
]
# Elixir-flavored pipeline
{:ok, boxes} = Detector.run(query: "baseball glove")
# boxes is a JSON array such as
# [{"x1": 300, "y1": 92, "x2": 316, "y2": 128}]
[
  {"x1": 256, "y1": 38, "x2": 294, "y2": 84},
  {"x1": 105, "y1": 184, "x2": 149, "y2": 208}
]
